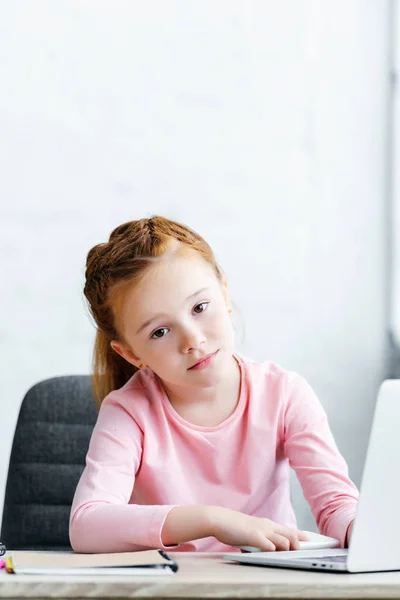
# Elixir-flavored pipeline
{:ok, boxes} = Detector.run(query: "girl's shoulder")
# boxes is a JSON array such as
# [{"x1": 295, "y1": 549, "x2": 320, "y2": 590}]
[
  {"x1": 100, "y1": 368, "x2": 161, "y2": 417},
  {"x1": 235, "y1": 352, "x2": 301, "y2": 388},
  {"x1": 236, "y1": 354, "x2": 316, "y2": 416}
]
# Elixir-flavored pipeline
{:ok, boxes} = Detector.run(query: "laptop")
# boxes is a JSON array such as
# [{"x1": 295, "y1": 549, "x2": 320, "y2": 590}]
[{"x1": 224, "y1": 379, "x2": 400, "y2": 573}]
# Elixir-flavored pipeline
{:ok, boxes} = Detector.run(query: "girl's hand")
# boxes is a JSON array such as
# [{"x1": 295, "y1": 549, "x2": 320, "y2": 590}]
[{"x1": 210, "y1": 507, "x2": 309, "y2": 551}]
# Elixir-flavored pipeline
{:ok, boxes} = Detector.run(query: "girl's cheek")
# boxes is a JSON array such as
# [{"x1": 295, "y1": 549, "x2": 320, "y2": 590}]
[{"x1": 209, "y1": 311, "x2": 230, "y2": 333}]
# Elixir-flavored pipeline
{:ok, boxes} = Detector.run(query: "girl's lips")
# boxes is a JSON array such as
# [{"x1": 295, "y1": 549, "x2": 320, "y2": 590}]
[{"x1": 189, "y1": 350, "x2": 218, "y2": 370}]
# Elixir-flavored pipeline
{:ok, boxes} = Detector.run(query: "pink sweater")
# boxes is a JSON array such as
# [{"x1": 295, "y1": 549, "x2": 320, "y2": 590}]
[{"x1": 69, "y1": 354, "x2": 358, "y2": 553}]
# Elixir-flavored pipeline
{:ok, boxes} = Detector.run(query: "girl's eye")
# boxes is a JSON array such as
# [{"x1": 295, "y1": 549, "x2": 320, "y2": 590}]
[
  {"x1": 151, "y1": 327, "x2": 169, "y2": 339},
  {"x1": 193, "y1": 302, "x2": 209, "y2": 314}
]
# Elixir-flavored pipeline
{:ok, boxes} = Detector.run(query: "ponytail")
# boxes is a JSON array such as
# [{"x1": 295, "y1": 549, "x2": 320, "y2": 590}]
[{"x1": 92, "y1": 329, "x2": 138, "y2": 409}]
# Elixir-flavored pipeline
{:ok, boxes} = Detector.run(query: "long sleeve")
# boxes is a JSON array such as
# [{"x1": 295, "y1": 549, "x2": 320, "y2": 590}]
[
  {"x1": 69, "y1": 394, "x2": 177, "y2": 553},
  {"x1": 283, "y1": 375, "x2": 358, "y2": 547}
]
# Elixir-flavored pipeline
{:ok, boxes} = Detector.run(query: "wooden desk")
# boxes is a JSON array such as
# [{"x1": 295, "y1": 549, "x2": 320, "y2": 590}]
[{"x1": 1, "y1": 552, "x2": 400, "y2": 599}]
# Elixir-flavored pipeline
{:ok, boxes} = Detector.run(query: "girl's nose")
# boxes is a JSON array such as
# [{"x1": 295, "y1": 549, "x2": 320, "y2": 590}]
[{"x1": 180, "y1": 325, "x2": 206, "y2": 353}]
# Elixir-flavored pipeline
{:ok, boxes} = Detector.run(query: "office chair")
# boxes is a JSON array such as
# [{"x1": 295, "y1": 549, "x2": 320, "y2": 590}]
[{"x1": 1, "y1": 376, "x2": 97, "y2": 550}]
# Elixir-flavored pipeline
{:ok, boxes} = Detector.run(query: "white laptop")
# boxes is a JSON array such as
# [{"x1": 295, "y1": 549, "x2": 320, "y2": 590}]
[{"x1": 224, "y1": 379, "x2": 400, "y2": 573}]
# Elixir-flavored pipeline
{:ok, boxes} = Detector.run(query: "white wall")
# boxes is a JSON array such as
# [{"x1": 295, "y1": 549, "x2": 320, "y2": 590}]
[
  {"x1": 392, "y1": 0, "x2": 400, "y2": 348},
  {"x1": 0, "y1": 0, "x2": 390, "y2": 531}
]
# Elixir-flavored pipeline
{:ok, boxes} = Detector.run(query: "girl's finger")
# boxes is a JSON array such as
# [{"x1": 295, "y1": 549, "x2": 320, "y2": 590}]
[
  {"x1": 269, "y1": 533, "x2": 292, "y2": 551},
  {"x1": 252, "y1": 532, "x2": 276, "y2": 552},
  {"x1": 275, "y1": 526, "x2": 301, "y2": 550}
]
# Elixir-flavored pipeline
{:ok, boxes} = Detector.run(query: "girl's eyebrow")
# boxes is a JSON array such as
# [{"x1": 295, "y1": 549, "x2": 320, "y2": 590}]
[{"x1": 136, "y1": 287, "x2": 209, "y2": 334}]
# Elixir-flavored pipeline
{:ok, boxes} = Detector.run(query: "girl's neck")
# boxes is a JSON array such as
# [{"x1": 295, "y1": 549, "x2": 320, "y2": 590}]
[{"x1": 161, "y1": 355, "x2": 241, "y2": 427}]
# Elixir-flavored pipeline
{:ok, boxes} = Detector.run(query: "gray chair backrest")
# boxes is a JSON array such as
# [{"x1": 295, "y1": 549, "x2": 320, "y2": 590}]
[{"x1": 1, "y1": 376, "x2": 97, "y2": 550}]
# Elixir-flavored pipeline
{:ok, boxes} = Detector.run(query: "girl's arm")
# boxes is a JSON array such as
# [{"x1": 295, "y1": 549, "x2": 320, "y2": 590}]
[
  {"x1": 161, "y1": 505, "x2": 310, "y2": 550},
  {"x1": 70, "y1": 392, "x2": 311, "y2": 553},
  {"x1": 161, "y1": 506, "x2": 215, "y2": 545},
  {"x1": 69, "y1": 396, "x2": 179, "y2": 553},
  {"x1": 283, "y1": 375, "x2": 359, "y2": 548}
]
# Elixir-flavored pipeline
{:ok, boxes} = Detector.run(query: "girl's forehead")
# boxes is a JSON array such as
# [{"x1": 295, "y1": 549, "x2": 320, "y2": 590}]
[
  {"x1": 138, "y1": 253, "x2": 217, "y2": 295},
  {"x1": 151, "y1": 255, "x2": 215, "y2": 283},
  {"x1": 115, "y1": 254, "x2": 221, "y2": 336}
]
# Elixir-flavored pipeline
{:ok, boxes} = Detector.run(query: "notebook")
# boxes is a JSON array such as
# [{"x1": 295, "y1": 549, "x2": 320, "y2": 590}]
[{"x1": 6, "y1": 550, "x2": 178, "y2": 575}]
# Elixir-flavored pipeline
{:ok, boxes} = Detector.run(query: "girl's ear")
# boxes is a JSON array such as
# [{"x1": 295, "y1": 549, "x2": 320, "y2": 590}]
[
  {"x1": 220, "y1": 275, "x2": 232, "y2": 313},
  {"x1": 110, "y1": 340, "x2": 145, "y2": 369}
]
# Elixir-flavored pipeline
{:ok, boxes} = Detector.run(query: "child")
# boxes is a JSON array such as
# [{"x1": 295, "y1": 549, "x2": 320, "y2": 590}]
[{"x1": 69, "y1": 216, "x2": 358, "y2": 553}]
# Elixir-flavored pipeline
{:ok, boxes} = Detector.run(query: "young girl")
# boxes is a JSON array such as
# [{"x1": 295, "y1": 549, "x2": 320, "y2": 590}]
[{"x1": 69, "y1": 216, "x2": 358, "y2": 554}]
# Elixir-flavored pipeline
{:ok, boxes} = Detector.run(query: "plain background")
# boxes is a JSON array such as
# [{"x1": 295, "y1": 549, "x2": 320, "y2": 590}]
[
  {"x1": 0, "y1": 1, "x2": 394, "y2": 532},
  {"x1": 392, "y1": 0, "x2": 400, "y2": 349}
]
